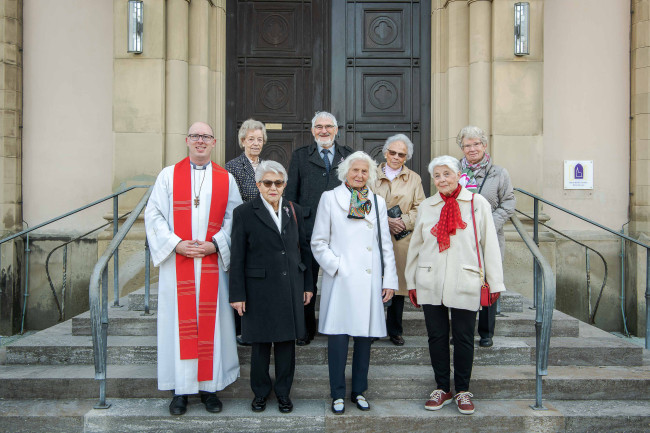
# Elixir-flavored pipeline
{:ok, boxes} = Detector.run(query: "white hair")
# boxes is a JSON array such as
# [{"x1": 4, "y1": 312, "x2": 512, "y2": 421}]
[
  {"x1": 238, "y1": 118, "x2": 267, "y2": 149},
  {"x1": 456, "y1": 125, "x2": 488, "y2": 148},
  {"x1": 337, "y1": 151, "x2": 378, "y2": 187},
  {"x1": 311, "y1": 111, "x2": 338, "y2": 128},
  {"x1": 428, "y1": 155, "x2": 461, "y2": 177},
  {"x1": 255, "y1": 160, "x2": 288, "y2": 183},
  {"x1": 382, "y1": 134, "x2": 414, "y2": 160}
]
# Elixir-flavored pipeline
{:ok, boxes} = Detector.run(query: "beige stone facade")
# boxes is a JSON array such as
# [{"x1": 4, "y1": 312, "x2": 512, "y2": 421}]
[{"x1": 0, "y1": 0, "x2": 647, "y2": 336}]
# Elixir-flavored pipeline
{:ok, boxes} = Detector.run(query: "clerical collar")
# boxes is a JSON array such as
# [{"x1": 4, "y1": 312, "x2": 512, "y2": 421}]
[{"x1": 190, "y1": 161, "x2": 211, "y2": 170}]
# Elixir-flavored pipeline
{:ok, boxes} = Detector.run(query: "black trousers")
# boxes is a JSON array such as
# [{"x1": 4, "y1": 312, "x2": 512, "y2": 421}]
[
  {"x1": 423, "y1": 304, "x2": 477, "y2": 394},
  {"x1": 250, "y1": 340, "x2": 296, "y2": 398},
  {"x1": 327, "y1": 334, "x2": 372, "y2": 399},
  {"x1": 478, "y1": 302, "x2": 497, "y2": 339},
  {"x1": 386, "y1": 295, "x2": 405, "y2": 337},
  {"x1": 303, "y1": 253, "x2": 320, "y2": 340}
]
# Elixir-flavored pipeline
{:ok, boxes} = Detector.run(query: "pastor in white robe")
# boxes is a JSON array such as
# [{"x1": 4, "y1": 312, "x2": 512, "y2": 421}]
[
  {"x1": 145, "y1": 163, "x2": 243, "y2": 395},
  {"x1": 311, "y1": 183, "x2": 399, "y2": 337}
]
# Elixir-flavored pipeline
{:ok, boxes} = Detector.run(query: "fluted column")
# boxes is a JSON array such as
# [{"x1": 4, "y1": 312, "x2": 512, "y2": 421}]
[
  {"x1": 188, "y1": 0, "x2": 210, "y2": 127},
  {"x1": 165, "y1": 0, "x2": 190, "y2": 165},
  {"x1": 446, "y1": 0, "x2": 470, "y2": 158},
  {"x1": 468, "y1": 0, "x2": 491, "y2": 133},
  {"x1": 210, "y1": 0, "x2": 227, "y2": 165}
]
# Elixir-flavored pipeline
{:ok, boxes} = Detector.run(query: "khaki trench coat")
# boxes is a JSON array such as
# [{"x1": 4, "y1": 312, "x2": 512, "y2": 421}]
[
  {"x1": 405, "y1": 187, "x2": 506, "y2": 311},
  {"x1": 374, "y1": 164, "x2": 426, "y2": 296}
]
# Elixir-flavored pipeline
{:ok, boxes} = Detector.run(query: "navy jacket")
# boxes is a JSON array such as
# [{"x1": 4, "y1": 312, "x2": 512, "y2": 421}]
[
  {"x1": 284, "y1": 141, "x2": 353, "y2": 238},
  {"x1": 225, "y1": 152, "x2": 261, "y2": 203}
]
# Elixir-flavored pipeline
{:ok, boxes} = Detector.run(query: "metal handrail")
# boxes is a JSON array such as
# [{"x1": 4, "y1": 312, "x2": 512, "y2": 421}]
[
  {"x1": 0, "y1": 186, "x2": 151, "y2": 334},
  {"x1": 515, "y1": 208, "x2": 608, "y2": 324},
  {"x1": 510, "y1": 214, "x2": 556, "y2": 410},
  {"x1": 89, "y1": 185, "x2": 153, "y2": 409},
  {"x1": 514, "y1": 187, "x2": 650, "y2": 350},
  {"x1": 0, "y1": 186, "x2": 150, "y2": 246}
]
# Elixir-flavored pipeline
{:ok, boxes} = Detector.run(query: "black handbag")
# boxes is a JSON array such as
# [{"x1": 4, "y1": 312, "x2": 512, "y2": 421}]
[{"x1": 386, "y1": 205, "x2": 412, "y2": 241}]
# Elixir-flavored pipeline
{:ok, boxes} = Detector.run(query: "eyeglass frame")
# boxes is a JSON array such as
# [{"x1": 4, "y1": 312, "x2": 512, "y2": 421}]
[{"x1": 188, "y1": 134, "x2": 215, "y2": 142}]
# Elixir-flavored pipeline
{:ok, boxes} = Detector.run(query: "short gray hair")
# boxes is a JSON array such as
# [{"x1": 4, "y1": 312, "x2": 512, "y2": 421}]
[
  {"x1": 238, "y1": 118, "x2": 268, "y2": 149},
  {"x1": 255, "y1": 160, "x2": 288, "y2": 183},
  {"x1": 337, "y1": 151, "x2": 378, "y2": 187},
  {"x1": 311, "y1": 111, "x2": 338, "y2": 128},
  {"x1": 428, "y1": 155, "x2": 461, "y2": 177},
  {"x1": 456, "y1": 125, "x2": 488, "y2": 148},
  {"x1": 382, "y1": 134, "x2": 414, "y2": 160}
]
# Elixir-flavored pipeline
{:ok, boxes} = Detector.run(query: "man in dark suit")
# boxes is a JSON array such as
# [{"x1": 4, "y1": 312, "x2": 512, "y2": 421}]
[{"x1": 285, "y1": 111, "x2": 354, "y2": 345}]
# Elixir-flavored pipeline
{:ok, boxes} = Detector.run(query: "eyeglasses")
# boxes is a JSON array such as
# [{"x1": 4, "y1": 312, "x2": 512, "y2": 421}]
[
  {"x1": 387, "y1": 149, "x2": 407, "y2": 158},
  {"x1": 259, "y1": 180, "x2": 286, "y2": 188},
  {"x1": 313, "y1": 124, "x2": 336, "y2": 131},
  {"x1": 188, "y1": 134, "x2": 215, "y2": 142},
  {"x1": 461, "y1": 142, "x2": 483, "y2": 149}
]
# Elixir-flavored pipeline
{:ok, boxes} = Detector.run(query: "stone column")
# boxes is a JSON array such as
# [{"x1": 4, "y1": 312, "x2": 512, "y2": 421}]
[
  {"x1": 468, "y1": 0, "x2": 492, "y2": 133},
  {"x1": 212, "y1": 0, "x2": 227, "y2": 165},
  {"x1": 632, "y1": 0, "x2": 650, "y2": 235},
  {"x1": 490, "y1": 0, "x2": 544, "y2": 209},
  {"x1": 0, "y1": 0, "x2": 23, "y2": 334},
  {"x1": 112, "y1": 0, "x2": 166, "y2": 206},
  {"x1": 165, "y1": 0, "x2": 190, "y2": 166},
  {"x1": 188, "y1": 0, "x2": 210, "y2": 129}
]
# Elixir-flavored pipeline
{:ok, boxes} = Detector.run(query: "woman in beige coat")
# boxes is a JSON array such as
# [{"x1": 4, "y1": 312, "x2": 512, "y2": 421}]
[
  {"x1": 405, "y1": 155, "x2": 505, "y2": 415},
  {"x1": 374, "y1": 134, "x2": 426, "y2": 346}
]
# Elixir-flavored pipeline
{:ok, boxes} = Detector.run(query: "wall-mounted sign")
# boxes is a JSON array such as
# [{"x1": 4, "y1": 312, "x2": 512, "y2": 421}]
[
  {"x1": 564, "y1": 160, "x2": 593, "y2": 190},
  {"x1": 265, "y1": 123, "x2": 282, "y2": 130}
]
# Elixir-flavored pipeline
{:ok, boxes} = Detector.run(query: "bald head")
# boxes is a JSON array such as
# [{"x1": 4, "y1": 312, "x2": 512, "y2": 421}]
[{"x1": 186, "y1": 121, "x2": 216, "y2": 165}]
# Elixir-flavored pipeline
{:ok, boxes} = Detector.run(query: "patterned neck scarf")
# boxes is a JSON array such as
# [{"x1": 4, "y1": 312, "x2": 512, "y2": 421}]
[
  {"x1": 431, "y1": 184, "x2": 466, "y2": 252},
  {"x1": 459, "y1": 153, "x2": 491, "y2": 193},
  {"x1": 345, "y1": 182, "x2": 372, "y2": 219}
]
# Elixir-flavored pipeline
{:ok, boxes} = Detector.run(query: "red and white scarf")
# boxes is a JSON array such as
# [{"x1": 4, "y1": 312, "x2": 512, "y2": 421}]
[
  {"x1": 173, "y1": 157, "x2": 229, "y2": 382},
  {"x1": 431, "y1": 184, "x2": 467, "y2": 252}
]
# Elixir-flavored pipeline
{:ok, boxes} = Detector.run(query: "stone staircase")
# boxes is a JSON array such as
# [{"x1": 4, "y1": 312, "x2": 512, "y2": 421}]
[{"x1": 1, "y1": 286, "x2": 649, "y2": 432}]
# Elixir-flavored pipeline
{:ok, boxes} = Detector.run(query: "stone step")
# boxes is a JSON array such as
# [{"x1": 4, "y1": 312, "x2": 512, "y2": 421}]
[
  {"x1": 1, "y1": 364, "x2": 648, "y2": 401},
  {"x1": 127, "y1": 286, "x2": 526, "y2": 313},
  {"x1": 72, "y1": 308, "x2": 579, "y2": 338},
  {"x1": 0, "y1": 397, "x2": 648, "y2": 433},
  {"x1": 5, "y1": 322, "x2": 642, "y2": 367}
]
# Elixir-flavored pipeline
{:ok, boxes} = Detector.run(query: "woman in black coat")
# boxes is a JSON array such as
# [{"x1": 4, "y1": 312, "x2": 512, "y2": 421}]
[{"x1": 230, "y1": 160, "x2": 313, "y2": 414}]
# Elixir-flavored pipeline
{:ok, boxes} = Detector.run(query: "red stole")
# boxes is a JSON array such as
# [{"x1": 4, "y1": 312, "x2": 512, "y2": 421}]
[{"x1": 173, "y1": 157, "x2": 229, "y2": 382}]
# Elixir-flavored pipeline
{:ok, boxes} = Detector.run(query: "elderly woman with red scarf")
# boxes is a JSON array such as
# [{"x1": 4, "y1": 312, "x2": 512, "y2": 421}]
[{"x1": 405, "y1": 155, "x2": 505, "y2": 415}]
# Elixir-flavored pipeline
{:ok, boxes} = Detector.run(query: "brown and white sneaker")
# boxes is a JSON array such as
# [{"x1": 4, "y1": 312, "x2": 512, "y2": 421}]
[
  {"x1": 424, "y1": 389, "x2": 453, "y2": 411},
  {"x1": 455, "y1": 391, "x2": 475, "y2": 414}
]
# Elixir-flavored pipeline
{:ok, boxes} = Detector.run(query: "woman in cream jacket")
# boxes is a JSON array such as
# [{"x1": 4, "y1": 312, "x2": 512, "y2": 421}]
[{"x1": 405, "y1": 155, "x2": 505, "y2": 415}]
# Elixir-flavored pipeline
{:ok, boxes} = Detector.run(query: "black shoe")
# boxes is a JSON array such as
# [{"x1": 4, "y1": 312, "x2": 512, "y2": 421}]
[
  {"x1": 331, "y1": 398, "x2": 345, "y2": 414},
  {"x1": 237, "y1": 335, "x2": 251, "y2": 346},
  {"x1": 479, "y1": 337, "x2": 493, "y2": 347},
  {"x1": 277, "y1": 396, "x2": 293, "y2": 413},
  {"x1": 200, "y1": 392, "x2": 222, "y2": 413},
  {"x1": 389, "y1": 335, "x2": 405, "y2": 346},
  {"x1": 169, "y1": 395, "x2": 188, "y2": 416},
  {"x1": 296, "y1": 338, "x2": 310, "y2": 346},
  {"x1": 351, "y1": 393, "x2": 370, "y2": 411},
  {"x1": 251, "y1": 396, "x2": 267, "y2": 412}
]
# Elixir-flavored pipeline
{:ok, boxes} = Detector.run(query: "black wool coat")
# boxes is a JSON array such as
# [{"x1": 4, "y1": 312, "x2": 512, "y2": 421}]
[
  {"x1": 229, "y1": 196, "x2": 313, "y2": 343},
  {"x1": 284, "y1": 141, "x2": 353, "y2": 238}
]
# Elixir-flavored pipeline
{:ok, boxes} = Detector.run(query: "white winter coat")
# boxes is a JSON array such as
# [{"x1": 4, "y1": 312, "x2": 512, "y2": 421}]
[{"x1": 311, "y1": 183, "x2": 399, "y2": 337}]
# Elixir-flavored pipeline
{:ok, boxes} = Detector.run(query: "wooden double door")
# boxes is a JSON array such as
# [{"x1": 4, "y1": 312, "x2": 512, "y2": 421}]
[{"x1": 226, "y1": 0, "x2": 431, "y2": 190}]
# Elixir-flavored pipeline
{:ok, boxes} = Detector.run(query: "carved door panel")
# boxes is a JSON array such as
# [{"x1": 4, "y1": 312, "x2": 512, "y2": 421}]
[
  {"x1": 331, "y1": 0, "x2": 431, "y2": 192},
  {"x1": 226, "y1": 0, "x2": 329, "y2": 168}
]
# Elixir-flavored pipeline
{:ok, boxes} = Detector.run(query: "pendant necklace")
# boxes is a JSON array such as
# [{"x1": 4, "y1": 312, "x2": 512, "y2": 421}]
[{"x1": 193, "y1": 168, "x2": 207, "y2": 208}]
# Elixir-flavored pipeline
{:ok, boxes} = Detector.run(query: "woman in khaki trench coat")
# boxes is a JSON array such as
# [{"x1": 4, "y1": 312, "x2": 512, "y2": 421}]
[{"x1": 374, "y1": 134, "x2": 426, "y2": 346}]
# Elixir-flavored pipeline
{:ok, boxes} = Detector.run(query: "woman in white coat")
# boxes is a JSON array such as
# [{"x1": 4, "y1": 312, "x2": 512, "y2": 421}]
[
  {"x1": 311, "y1": 151, "x2": 398, "y2": 415},
  {"x1": 405, "y1": 155, "x2": 505, "y2": 415}
]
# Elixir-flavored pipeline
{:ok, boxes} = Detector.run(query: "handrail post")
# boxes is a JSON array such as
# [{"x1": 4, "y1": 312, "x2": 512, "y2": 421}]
[
  {"x1": 646, "y1": 248, "x2": 650, "y2": 350},
  {"x1": 94, "y1": 267, "x2": 111, "y2": 409},
  {"x1": 20, "y1": 232, "x2": 31, "y2": 334},
  {"x1": 532, "y1": 198, "x2": 540, "y2": 310},
  {"x1": 112, "y1": 197, "x2": 121, "y2": 307},
  {"x1": 143, "y1": 238, "x2": 152, "y2": 316}
]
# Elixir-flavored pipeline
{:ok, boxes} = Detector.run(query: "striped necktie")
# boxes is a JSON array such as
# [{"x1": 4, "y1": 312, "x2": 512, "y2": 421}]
[{"x1": 321, "y1": 149, "x2": 331, "y2": 173}]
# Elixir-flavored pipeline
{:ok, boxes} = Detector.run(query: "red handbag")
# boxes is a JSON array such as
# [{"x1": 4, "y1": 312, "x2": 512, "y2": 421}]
[{"x1": 470, "y1": 195, "x2": 500, "y2": 307}]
